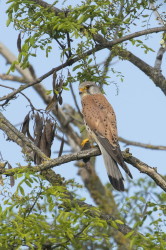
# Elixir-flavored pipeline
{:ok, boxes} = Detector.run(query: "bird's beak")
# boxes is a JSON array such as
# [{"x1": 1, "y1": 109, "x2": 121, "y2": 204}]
[{"x1": 79, "y1": 87, "x2": 85, "y2": 94}]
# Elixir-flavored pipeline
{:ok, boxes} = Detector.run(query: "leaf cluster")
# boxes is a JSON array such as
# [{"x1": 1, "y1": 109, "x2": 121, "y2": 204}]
[
  {"x1": 0, "y1": 174, "x2": 113, "y2": 249},
  {"x1": 6, "y1": 0, "x2": 160, "y2": 80}
]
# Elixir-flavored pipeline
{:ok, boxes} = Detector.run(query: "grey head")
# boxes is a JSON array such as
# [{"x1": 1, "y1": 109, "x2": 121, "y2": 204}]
[{"x1": 79, "y1": 81, "x2": 101, "y2": 96}]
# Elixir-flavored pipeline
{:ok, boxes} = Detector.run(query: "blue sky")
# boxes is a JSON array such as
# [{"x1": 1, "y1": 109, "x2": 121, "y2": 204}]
[{"x1": 0, "y1": 1, "x2": 166, "y2": 207}]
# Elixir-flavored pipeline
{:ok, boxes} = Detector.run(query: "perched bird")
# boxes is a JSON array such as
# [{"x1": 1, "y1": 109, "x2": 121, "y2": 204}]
[{"x1": 79, "y1": 81, "x2": 132, "y2": 191}]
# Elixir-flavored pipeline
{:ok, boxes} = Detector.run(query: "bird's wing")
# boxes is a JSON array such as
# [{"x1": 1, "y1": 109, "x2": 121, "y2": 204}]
[{"x1": 82, "y1": 93, "x2": 132, "y2": 178}]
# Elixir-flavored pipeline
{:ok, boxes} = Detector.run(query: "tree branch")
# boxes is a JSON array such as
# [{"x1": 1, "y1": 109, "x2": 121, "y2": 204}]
[
  {"x1": 31, "y1": 0, "x2": 64, "y2": 15},
  {"x1": 154, "y1": 46, "x2": 166, "y2": 70},
  {"x1": 94, "y1": 27, "x2": 166, "y2": 47},
  {"x1": 77, "y1": 200, "x2": 140, "y2": 237},
  {"x1": 119, "y1": 137, "x2": 166, "y2": 151},
  {"x1": 1, "y1": 44, "x2": 166, "y2": 199},
  {"x1": 119, "y1": 49, "x2": 166, "y2": 95},
  {"x1": 0, "y1": 74, "x2": 28, "y2": 83},
  {"x1": 150, "y1": 3, "x2": 166, "y2": 26},
  {"x1": 0, "y1": 45, "x2": 101, "y2": 103},
  {"x1": 0, "y1": 43, "x2": 34, "y2": 81},
  {"x1": 1, "y1": 141, "x2": 166, "y2": 192},
  {"x1": 124, "y1": 151, "x2": 166, "y2": 192},
  {"x1": 1, "y1": 26, "x2": 166, "y2": 102},
  {"x1": 92, "y1": 31, "x2": 166, "y2": 95}
]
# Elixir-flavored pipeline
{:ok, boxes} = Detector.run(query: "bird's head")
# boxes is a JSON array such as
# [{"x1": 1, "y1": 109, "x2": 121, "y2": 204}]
[{"x1": 79, "y1": 81, "x2": 101, "y2": 96}]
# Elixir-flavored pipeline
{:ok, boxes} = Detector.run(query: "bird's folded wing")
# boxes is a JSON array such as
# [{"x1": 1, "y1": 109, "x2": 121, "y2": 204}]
[{"x1": 95, "y1": 132, "x2": 132, "y2": 179}]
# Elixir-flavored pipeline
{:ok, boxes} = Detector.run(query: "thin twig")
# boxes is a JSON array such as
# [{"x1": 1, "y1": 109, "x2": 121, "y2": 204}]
[
  {"x1": 55, "y1": 38, "x2": 69, "y2": 58},
  {"x1": 119, "y1": 137, "x2": 166, "y2": 151},
  {"x1": 0, "y1": 83, "x2": 37, "y2": 110},
  {"x1": 0, "y1": 84, "x2": 14, "y2": 90},
  {"x1": 66, "y1": 32, "x2": 72, "y2": 58},
  {"x1": 150, "y1": 3, "x2": 166, "y2": 26},
  {"x1": 26, "y1": 188, "x2": 43, "y2": 216}
]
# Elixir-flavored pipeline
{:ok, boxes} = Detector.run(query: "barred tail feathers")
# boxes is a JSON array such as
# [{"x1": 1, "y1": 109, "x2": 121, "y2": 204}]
[{"x1": 99, "y1": 145, "x2": 124, "y2": 191}]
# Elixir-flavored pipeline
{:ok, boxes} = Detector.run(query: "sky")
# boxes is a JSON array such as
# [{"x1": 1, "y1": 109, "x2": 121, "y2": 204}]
[{"x1": 0, "y1": 1, "x2": 166, "y2": 208}]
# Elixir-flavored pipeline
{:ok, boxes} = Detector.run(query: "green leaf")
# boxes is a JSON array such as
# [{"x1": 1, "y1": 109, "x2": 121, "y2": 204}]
[
  {"x1": 25, "y1": 180, "x2": 32, "y2": 188},
  {"x1": 19, "y1": 186, "x2": 25, "y2": 196},
  {"x1": 66, "y1": 229, "x2": 74, "y2": 240},
  {"x1": 45, "y1": 90, "x2": 52, "y2": 95},
  {"x1": 110, "y1": 220, "x2": 118, "y2": 229},
  {"x1": 125, "y1": 230, "x2": 135, "y2": 238},
  {"x1": 62, "y1": 86, "x2": 69, "y2": 91},
  {"x1": 115, "y1": 219, "x2": 124, "y2": 225},
  {"x1": 22, "y1": 43, "x2": 29, "y2": 52},
  {"x1": 6, "y1": 18, "x2": 12, "y2": 27},
  {"x1": 18, "y1": 53, "x2": 22, "y2": 63},
  {"x1": 77, "y1": 15, "x2": 88, "y2": 24},
  {"x1": 73, "y1": 64, "x2": 82, "y2": 71}
]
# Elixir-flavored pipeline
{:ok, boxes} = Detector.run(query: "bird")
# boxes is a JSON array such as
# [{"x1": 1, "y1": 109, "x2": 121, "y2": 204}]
[{"x1": 79, "y1": 81, "x2": 132, "y2": 191}]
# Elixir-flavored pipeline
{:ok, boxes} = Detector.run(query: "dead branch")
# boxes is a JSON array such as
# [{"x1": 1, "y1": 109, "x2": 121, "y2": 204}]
[{"x1": 0, "y1": 74, "x2": 28, "y2": 83}]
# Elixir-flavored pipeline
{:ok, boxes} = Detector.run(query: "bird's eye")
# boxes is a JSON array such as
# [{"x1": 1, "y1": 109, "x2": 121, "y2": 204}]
[{"x1": 86, "y1": 85, "x2": 90, "y2": 89}]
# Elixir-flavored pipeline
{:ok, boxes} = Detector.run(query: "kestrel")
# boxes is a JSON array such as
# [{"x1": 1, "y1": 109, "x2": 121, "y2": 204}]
[{"x1": 79, "y1": 81, "x2": 132, "y2": 191}]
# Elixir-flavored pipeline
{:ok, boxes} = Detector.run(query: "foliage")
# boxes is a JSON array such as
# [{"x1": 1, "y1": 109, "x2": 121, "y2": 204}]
[
  {"x1": 6, "y1": 0, "x2": 160, "y2": 82},
  {"x1": 0, "y1": 174, "x2": 113, "y2": 249},
  {"x1": 0, "y1": 175, "x2": 166, "y2": 249},
  {"x1": 0, "y1": 0, "x2": 166, "y2": 249}
]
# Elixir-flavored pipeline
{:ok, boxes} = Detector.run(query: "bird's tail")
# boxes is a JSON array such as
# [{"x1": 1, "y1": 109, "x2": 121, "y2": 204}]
[{"x1": 99, "y1": 145, "x2": 125, "y2": 191}]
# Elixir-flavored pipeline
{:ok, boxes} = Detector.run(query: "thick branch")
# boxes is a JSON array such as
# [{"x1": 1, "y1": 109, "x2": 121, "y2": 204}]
[
  {"x1": 119, "y1": 49, "x2": 166, "y2": 95},
  {"x1": 1, "y1": 145, "x2": 166, "y2": 192},
  {"x1": 93, "y1": 31, "x2": 166, "y2": 95},
  {"x1": 124, "y1": 152, "x2": 166, "y2": 192}
]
